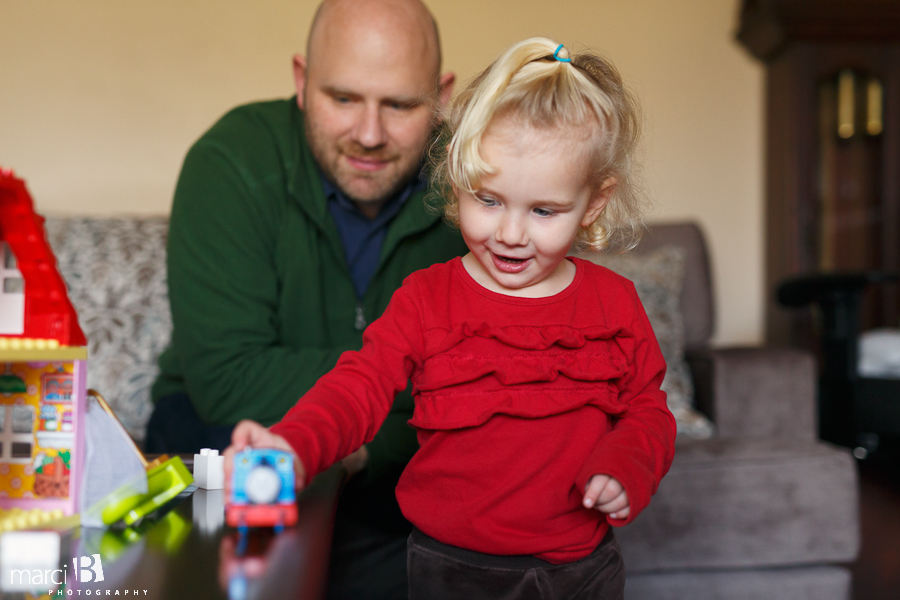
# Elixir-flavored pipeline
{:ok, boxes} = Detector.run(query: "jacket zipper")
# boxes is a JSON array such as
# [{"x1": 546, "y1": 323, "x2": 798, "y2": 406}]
[{"x1": 355, "y1": 301, "x2": 367, "y2": 331}]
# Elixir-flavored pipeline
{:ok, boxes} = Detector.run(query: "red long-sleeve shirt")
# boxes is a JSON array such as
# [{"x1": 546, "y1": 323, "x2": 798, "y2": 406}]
[{"x1": 271, "y1": 257, "x2": 676, "y2": 563}]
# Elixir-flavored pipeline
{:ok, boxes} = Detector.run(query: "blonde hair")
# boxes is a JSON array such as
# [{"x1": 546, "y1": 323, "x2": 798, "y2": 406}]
[{"x1": 432, "y1": 37, "x2": 646, "y2": 251}]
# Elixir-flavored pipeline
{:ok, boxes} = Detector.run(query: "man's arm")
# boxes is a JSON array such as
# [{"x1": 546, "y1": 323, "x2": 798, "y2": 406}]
[{"x1": 165, "y1": 138, "x2": 353, "y2": 426}]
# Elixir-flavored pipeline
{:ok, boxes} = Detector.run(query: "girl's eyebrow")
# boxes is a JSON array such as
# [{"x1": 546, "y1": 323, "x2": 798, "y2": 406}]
[
  {"x1": 475, "y1": 186, "x2": 504, "y2": 199},
  {"x1": 533, "y1": 198, "x2": 574, "y2": 207},
  {"x1": 478, "y1": 187, "x2": 573, "y2": 207}
]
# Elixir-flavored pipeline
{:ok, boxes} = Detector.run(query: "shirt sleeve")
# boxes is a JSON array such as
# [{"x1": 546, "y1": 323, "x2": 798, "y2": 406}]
[
  {"x1": 270, "y1": 278, "x2": 425, "y2": 480},
  {"x1": 574, "y1": 284, "x2": 677, "y2": 526}
]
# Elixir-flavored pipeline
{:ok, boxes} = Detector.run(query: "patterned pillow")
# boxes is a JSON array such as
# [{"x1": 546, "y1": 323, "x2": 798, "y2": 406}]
[
  {"x1": 577, "y1": 246, "x2": 714, "y2": 438},
  {"x1": 45, "y1": 217, "x2": 171, "y2": 443}
]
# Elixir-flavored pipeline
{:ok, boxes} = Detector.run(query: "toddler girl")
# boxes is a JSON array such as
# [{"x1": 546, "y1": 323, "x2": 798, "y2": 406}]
[{"x1": 228, "y1": 37, "x2": 676, "y2": 599}]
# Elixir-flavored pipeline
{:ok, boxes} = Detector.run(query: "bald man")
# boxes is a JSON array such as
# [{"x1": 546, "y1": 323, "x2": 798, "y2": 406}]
[{"x1": 146, "y1": 0, "x2": 466, "y2": 597}]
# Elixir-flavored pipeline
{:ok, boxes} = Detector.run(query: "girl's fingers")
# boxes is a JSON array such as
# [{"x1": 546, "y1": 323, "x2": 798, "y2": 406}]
[
  {"x1": 583, "y1": 475, "x2": 611, "y2": 508},
  {"x1": 597, "y1": 478, "x2": 623, "y2": 503},
  {"x1": 224, "y1": 420, "x2": 306, "y2": 490},
  {"x1": 230, "y1": 419, "x2": 264, "y2": 448},
  {"x1": 608, "y1": 506, "x2": 631, "y2": 520},
  {"x1": 596, "y1": 493, "x2": 629, "y2": 515}
]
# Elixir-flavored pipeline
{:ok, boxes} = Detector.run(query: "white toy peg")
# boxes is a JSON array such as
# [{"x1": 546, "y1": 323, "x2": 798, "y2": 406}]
[{"x1": 193, "y1": 448, "x2": 225, "y2": 490}]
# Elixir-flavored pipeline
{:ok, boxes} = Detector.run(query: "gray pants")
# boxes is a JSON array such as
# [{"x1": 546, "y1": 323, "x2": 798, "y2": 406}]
[{"x1": 408, "y1": 527, "x2": 625, "y2": 600}]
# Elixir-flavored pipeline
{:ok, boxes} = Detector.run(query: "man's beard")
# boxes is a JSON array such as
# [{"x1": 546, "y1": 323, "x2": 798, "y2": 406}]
[{"x1": 305, "y1": 122, "x2": 423, "y2": 206}]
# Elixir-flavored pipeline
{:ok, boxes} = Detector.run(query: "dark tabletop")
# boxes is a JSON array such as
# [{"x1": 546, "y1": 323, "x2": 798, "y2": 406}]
[{"x1": 60, "y1": 464, "x2": 343, "y2": 600}]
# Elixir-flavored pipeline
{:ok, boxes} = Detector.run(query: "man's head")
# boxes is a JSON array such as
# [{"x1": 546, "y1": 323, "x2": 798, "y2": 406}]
[{"x1": 295, "y1": 0, "x2": 455, "y2": 218}]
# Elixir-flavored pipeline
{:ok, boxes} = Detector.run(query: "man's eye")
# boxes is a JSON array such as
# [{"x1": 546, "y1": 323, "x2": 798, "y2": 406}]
[{"x1": 333, "y1": 95, "x2": 352, "y2": 104}]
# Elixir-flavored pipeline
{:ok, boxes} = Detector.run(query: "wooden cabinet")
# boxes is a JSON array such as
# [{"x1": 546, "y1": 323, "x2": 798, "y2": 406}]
[{"x1": 737, "y1": 0, "x2": 900, "y2": 347}]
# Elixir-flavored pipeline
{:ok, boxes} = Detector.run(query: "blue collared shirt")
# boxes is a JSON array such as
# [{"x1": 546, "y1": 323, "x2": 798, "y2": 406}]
[{"x1": 323, "y1": 170, "x2": 425, "y2": 299}]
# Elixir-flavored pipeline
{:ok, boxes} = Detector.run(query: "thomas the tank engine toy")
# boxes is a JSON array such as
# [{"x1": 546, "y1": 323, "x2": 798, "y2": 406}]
[{"x1": 226, "y1": 448, "x2": 298, "y2": 530}]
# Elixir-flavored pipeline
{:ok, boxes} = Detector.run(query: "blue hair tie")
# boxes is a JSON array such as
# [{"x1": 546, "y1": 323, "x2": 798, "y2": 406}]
[{"x1": 553, "y1": 44, "x2": 571, "y2": 63}]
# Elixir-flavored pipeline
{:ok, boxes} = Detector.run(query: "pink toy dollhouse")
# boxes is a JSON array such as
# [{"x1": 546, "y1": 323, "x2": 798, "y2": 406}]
[{"x1": 0, "y1": 167, "x2": 86, "y2": 516}]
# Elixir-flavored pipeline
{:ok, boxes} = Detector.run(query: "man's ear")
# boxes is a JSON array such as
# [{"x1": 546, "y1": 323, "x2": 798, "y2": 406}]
[
  {"x1": 581, "y1": 177, "x2": 616, "y2": 228},
  {"x1": 293, "y1": 54, "x2": 308, "y2": 110},
  {"x1": 437, "y1": 72, "x2": 455, "y2": 110}
]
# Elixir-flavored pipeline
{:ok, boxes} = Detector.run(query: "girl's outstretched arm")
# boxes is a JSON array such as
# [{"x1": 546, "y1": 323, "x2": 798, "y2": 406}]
[{"x1": 269, "y1": 277, "x2": 426, "y2": 482}]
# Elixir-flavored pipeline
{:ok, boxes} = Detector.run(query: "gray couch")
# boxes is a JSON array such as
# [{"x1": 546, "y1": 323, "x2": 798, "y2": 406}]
[
  {"x1": 45, "y1": 217, "x2": 859, "y2": 600},
  {"x1": 612, "y1": 224, "x2": 859, "y2": 600}
]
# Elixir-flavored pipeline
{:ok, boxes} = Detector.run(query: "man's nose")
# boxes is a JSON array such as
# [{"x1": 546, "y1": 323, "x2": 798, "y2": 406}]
[{"x1": 352, "y1": 104, "x2": 388, "y2": 149}]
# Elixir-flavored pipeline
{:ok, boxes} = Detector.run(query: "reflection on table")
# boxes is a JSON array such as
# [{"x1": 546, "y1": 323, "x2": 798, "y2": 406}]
[{"x1": 0, "y1": 465, "x2": 343, "y2": 600}]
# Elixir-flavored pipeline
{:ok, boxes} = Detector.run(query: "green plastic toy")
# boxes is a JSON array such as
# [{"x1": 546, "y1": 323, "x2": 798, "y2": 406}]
[{"x1": 99, "y1": 455, "x2": 193, "y2": 526}]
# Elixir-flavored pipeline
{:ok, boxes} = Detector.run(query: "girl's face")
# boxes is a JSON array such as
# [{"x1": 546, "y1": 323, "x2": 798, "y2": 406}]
[{"x1": 457, "y1": 120, "x2": 611, "y2": 297}]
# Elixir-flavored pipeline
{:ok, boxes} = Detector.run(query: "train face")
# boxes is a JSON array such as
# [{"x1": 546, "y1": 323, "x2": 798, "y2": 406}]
[{"x1": 226, "y1": 448, "x2": 298, "y2": 528}]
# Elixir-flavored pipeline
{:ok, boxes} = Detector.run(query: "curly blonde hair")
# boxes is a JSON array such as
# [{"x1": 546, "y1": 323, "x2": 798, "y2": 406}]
[{"x1": 431, "y1": 37, "x2": 646, "y2": 251}]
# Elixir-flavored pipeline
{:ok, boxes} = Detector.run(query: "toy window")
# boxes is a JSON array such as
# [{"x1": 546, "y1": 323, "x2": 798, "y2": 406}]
[
  {"x1": 2, "y1": 278, "x2": 23, "y2": 293},
  {"x1": 12, "y1": 405, "x2": 33, "y2": 432},
  {"x1": 0, "y1": 242, "x2": 25, "y2": 335},
  {"x1": 41, "y1": 374, "x2": 72, "y2": 403},
  {"x1": 11, "y1": 442, "x2": 31, "y2": 458},
  {"x1": 0, "y1": 405, "x2": 35, "y2": 464}
]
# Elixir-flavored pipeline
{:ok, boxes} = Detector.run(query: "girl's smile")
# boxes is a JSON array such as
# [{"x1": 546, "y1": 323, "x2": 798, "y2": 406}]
[
  {"x1": 492, "y1": 253, "x2": 531, "y2": 273},
  {"x1": 457, "y1": 119, "x2": 611, "y2": 298}
]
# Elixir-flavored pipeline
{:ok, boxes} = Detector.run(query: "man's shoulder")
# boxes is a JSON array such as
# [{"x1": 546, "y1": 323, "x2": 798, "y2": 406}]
[
  {"x1": 199, "y1": 97, "x2": 300, "y2": 146},
  {"x1": 179, "y1": 97, "x2": 310, "y2": 192}
]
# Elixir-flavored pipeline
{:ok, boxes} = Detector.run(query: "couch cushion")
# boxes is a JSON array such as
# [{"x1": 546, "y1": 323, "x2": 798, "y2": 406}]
[
  {"x1": 617, "y1": 438, "x2": 859, "y2": 572},
  {"x1": 45, "y1": 217, "x2": 170, "y2": 443},
  {"x1": 578, "y1": 245, "x2": 714, "y2": 438},
  {"x1": 638, "y1": 222, "x2": 714, "y2": 351}
]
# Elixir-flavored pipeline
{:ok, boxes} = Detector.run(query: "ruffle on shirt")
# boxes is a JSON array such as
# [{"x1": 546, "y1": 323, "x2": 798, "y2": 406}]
[
  {"x1": 409, "y1": 383, "x2": 625, "y2": 430},
  {"x1": 418, "y1": 348, "x2": 627, "y2": 389},
  {"x1": 409, "y1": 322, "x2": 633, "y2": 430},
  {"x1": 426, "y1": 322, "x2": 633, "y2": 354}
]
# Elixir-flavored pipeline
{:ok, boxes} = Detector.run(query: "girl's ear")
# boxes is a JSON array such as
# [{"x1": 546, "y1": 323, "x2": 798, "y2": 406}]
[{"x1": 581, "y1": 177, "x2": 616, "y2": 227}]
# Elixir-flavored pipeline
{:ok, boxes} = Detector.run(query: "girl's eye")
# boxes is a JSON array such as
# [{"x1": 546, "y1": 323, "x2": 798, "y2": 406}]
[
  {"x1": 475, "y1": 195, "x2": 498, "y2": 207},
  {"x1": 533, "y1": 207, "x2": 555, "y2": 217}
]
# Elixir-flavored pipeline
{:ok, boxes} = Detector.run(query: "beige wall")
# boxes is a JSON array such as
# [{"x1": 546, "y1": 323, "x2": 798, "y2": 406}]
[{"x1": 0, "y1": 0, "x2": 764, "y2": 345}]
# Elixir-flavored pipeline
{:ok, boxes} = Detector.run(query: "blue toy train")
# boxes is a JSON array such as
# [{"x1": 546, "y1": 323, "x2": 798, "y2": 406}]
[{"x1": 226, "y1": 448, "x2": 298, "y2": 528}]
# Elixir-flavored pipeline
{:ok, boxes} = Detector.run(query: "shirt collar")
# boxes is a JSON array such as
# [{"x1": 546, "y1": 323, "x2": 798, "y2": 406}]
[{"x1": 319, "y1": 166, "x2": 426, "y2": 225}]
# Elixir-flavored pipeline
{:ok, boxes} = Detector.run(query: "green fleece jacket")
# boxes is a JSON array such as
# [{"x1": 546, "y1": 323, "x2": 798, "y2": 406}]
[{"x1": 152, "y1": 98, "x2": 467, "y2": 479}]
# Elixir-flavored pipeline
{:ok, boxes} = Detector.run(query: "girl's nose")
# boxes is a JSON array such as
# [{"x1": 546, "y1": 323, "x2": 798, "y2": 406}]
[
  {"x1": 496, "y1": 213, "x2": 527, "y2": 246},
  {"x1": 352, "y1": 105, "x2": 388, "y2": 149}
]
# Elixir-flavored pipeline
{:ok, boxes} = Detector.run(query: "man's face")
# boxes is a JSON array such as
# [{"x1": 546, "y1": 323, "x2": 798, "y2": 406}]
[{"x1": 296, "y1": 26, "x2": 447, "y2": 217}]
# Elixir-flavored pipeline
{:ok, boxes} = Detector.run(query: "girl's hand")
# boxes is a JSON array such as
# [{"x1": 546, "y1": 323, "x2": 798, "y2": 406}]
[
  {"x1": 341, "y1": 445, "x2": 369, "y2": 477},
  {"x1": 223, "y1": 420, "x2": 307, "y2": 497},
  {"x1": 583, "y1": 474, "x2": 630, "y2": 520}
]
